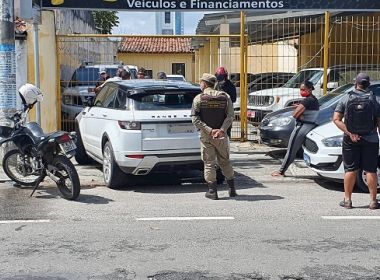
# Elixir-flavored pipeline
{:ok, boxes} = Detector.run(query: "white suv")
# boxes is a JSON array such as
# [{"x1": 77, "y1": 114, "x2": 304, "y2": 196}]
[{"x1": 75, "y1": 79, "x2": 203, "y2": 188}]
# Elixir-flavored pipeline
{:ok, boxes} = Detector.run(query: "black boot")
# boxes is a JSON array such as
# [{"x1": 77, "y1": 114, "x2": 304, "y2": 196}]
[
  {"x1": 227, "y1": 179, "x2": 237, "y2": 197},
  {"x1": 205, "y1": 183, "x2": 218, "y2": 200}
]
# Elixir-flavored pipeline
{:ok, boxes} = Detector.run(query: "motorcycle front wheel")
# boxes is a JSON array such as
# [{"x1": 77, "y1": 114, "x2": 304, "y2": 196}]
[
  {"x1": 51, "y1": 155, "x2": 80, "y2": 200},
  {"x1": 2, "y1": 149, "x2": 44, "y2": 186}
]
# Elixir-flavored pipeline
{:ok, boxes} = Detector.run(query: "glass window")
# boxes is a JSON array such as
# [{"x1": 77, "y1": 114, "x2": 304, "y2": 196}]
[
  {"x1": 114, "y1": 89, "x2": 128, "y2": 110},
  {"x1": 94, "y1": 86, "x2": 117, "y2": 108},
  {"x1": 165, "y1": 12, "x2": 171, "y2": 24},
  {"x1": 70, "y1": 67, "x2": 118, "y2": 87},
  {"x1": 283, "y1": 70, "x2": 323, "y2": 89},
  {"x1": 172, "y1": 63, "x2": 185, "y2": 77},
  {"x1": 132, "y1": 91, "x2": 198, "y2": 111}
]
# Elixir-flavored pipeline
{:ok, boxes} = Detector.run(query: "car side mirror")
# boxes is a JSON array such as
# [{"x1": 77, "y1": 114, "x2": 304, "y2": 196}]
[
  {"x1": 83, "y1": 96, "x2": 94, "y2": 107},
  {"x1": 326, "y1": 82, "x2": 339, "y2": 90}
]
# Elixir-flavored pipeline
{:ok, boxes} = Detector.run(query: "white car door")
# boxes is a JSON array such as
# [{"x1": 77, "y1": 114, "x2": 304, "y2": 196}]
[{"x1": 83, "y1": 85, "x2": 118, "y2": 158}]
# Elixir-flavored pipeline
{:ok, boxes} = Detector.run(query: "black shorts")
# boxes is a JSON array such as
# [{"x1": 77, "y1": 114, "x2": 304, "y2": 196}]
[{"x1": 342, "y1": 136, "x2": 379, "y2": 173}]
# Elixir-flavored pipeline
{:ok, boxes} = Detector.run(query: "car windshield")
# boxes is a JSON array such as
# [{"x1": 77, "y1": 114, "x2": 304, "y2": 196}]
[
  {"x1": 132, "y1": 91, "x2": 198, "y2": 110},
  {"x1": 71, "y1": 67, "x2": 118, "y2": 86},
  {"x1": 283, "y1": 69, "x2": 323, "y2": 88},
  {"x1": 318, "y1": 84, "x2": 354, "y2": 109}
]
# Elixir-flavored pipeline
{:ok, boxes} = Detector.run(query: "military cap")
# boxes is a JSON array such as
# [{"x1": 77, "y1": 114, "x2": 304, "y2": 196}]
[{"x1": 200, "y1": 73, "x2": 217, "y2": 85}]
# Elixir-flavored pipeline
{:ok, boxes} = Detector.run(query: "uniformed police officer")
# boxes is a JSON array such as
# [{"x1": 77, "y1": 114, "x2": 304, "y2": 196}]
[{"x1": 191, "y1": 73, "x2": 236, "y2": 200}]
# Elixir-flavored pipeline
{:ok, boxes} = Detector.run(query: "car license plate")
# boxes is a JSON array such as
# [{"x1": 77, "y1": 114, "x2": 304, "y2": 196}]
[
  {"x1": 60, "y1": 140, "x2": 76, "y2": 153},
  {"x1": 168, "y1": 123, "x2": 195, "y2": 134},
  {"x1": 247, "y1": 110, "x2": 256, "y2": 118},
  {"x1": 304, "y1": 153, "x2": 311, "y2": 166}
]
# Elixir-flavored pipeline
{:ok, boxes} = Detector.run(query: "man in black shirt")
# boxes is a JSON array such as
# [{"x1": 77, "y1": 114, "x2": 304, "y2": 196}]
[
  {"x1": 272, "y1": 80, "x2": 319, "y2": 177},
  {"x1": 333, "y1": 73, "x2": 380, "y2": 209}
]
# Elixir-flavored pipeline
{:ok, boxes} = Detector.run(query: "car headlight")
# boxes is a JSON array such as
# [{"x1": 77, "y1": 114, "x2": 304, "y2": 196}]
[
  {"x1": 267, "y1": 117, "x2": 292, "y2": 127},
  {"x1": 322, "y1": 135, "x2": 343, "y2": 147}
]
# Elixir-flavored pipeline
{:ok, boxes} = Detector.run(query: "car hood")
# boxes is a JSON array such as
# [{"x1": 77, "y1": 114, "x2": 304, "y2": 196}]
[
  {"x1": 249, "y1": 87, "x2": 300, "y2": 97},
  {"x1": 308, "y1": 121, "x2": 341, "y2": 138}
]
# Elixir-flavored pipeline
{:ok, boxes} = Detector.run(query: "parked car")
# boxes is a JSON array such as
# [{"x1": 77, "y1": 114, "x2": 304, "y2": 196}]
[
  {"x1": 303, "y1": 82, "x2": 380, "y2": 192},
  {"x1": 167, "y1": 74, "x2": 186, "y2": 82},
  {"x1": 258, "y1": 83, "x2": 355, "y2": 147},
  {"x1": 75, "y1": 79, "x2": 203, "y2": 188},
  {"x1": 247, "y1": 64, "x2": 380, "y2": 123},
  {"x1": 234, "y1": 72, "x2": 294, "y2": 118},
  {"x1": 230, "y1": 72, "x2": 259, "y2": 87},
  {"x1": 61, "y1": 63, "x2": 134, "y2": 131}
]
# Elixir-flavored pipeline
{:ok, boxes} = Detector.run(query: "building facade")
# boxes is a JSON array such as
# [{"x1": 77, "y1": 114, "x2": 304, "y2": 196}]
[{"x1": 155, "y1": 12, "x2": 184, "y2": 35}]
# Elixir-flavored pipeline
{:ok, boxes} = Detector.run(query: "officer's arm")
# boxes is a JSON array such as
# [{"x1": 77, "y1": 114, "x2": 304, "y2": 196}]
[
  {"x1": 220, "y1": 97, "x2": 234, "y2": 132},
  {"x1": 191, "y1": 95, "x2": 212, "y2": 135},
  {"x1": 377, "y1": 118, "x2": 380, "y2": 133}
]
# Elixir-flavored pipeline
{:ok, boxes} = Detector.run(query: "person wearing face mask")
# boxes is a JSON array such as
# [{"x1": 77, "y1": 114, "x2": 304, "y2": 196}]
[{"x1": 271, "y1": 80, "x2": 319, "y2": 177}]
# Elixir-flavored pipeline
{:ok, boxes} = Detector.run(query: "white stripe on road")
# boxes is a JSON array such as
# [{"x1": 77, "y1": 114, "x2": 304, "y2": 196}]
[
  {"x1": 322, "y1": 216, "x2": 380, "y2": 220},
  {"x1": 0, "y1": 219, "x2": 50, "y2": 224},
  {"x1": 136, "y1": 217, "x2": 235, "y2": 221}
]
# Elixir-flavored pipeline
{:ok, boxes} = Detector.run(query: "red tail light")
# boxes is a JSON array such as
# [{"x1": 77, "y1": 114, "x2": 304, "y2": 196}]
[
  {"x1": 127, "y1": 155, "x2": 145, "y2": 159},
  {"x1": 57, "y1": 134, "x2": 71, "y2": 143}
]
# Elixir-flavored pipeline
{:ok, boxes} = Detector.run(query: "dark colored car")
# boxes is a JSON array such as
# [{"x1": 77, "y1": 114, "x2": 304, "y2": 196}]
[{"x1": 259, "y1": 82, "x2": 380, "y2": 148}]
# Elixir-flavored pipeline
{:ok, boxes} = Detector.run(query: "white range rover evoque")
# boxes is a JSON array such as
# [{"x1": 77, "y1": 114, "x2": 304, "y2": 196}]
[{"x1": 75, "y1": 80, "x2": 203, "y2": 188}]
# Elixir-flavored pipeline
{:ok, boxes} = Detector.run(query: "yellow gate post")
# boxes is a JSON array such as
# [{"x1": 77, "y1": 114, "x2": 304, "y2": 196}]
[
  {"x1": 239, "y1": 11, "x2": 247, "y2": 141},
  {"x1": 322, "y1": 11, "x2": 330, "y2": 95}
]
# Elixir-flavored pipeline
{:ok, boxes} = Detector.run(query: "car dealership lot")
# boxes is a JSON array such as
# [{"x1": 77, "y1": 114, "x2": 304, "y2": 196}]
[{"x1": 0, "y1": 142, "x2": 379, "y2": 279}]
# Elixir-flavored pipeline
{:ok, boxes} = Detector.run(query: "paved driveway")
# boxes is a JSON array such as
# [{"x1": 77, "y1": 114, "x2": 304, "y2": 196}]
[{"x1": 0, "y1": 142, "x2": 379, "y2": 279}]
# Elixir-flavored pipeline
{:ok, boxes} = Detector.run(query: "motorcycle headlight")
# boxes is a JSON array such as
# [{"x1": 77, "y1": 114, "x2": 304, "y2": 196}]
[
  {"x1": 322, "y1": 135, "x2": 343, "y2": 147},
  {"x1": 267, "y1": 117, "x2": 292, "y2": 127}
]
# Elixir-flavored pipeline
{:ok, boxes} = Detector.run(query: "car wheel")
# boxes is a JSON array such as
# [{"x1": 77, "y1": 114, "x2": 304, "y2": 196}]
[
  {"x1": 102, "y1": 141, "x2": 127, "y2": 189},
  {"x1": 356, "y1": 169, "x2": 380, "y2": 193},
  {"x1": 74, "y1": 125, "x2": 93, "y2": 165}
]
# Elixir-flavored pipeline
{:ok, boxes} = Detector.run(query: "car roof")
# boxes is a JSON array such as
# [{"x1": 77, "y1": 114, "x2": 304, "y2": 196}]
[{"x1": 109, "y1": 79, "x2": 200, "y2": 92}]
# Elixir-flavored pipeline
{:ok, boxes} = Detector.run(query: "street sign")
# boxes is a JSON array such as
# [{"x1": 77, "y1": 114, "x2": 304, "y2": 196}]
[{"x1": 41, "y1": 0, "x2": 380, "y2": 11}]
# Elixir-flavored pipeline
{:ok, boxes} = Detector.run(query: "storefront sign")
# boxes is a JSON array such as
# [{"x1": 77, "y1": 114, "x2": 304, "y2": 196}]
[{"x1": 41, "y1": 0, "x2": 380, "y2": 11}]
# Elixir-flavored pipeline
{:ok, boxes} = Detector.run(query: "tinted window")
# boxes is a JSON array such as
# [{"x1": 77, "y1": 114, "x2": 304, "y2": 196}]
[
  {"x1": 70, "y1": 67, "x2": 118, "y2": 87},
  {"x1": 283, "y1": 70, "x2": 323, "y2": 89},
  {"x1": 114, "y1": 89, "x2": 128, "y2": 110},
  {"x1": 94, "y1": 86, "x2": 117, "y2": 108},
  {"x1": 132, "y1": 91, "x2": 198, "y2": 111}
]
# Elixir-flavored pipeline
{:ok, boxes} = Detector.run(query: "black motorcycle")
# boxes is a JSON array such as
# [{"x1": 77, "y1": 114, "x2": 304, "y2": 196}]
[{"x1": 0, "y1": 107, "x2": 80, "y2": 200}]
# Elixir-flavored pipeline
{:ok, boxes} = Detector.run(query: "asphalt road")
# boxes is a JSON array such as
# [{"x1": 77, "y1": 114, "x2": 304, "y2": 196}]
[{"x1": 0, "y1": 142, "x2": 379, "y2": 280}]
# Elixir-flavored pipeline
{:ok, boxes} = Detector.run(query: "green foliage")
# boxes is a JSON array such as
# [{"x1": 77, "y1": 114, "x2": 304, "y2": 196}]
[{"x1": 92, "y1": 11, "x2": 119, "y2": 34}]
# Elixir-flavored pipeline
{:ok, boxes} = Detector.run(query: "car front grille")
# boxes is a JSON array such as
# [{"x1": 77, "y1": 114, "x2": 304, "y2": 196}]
[
  {"x1": 248, "y1": 95, "x2": 273, "y2": 107},
  {"x1": 304, "y1": 137, "x2": 319, "y2": 154}
]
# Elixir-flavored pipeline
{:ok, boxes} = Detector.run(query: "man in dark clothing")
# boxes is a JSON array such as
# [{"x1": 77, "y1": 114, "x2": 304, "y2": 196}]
[
  {"x1": 215, "y1": 67, "x2": 237, "y2": 103},
  {"x1": 214, "y1": 67, "x2": 237, "y2": 185},
  {"x1": 333, "y1": 73, "x2": 380, "y2": 210},
  {"x1": 272, "y1": 80, "x2": 319, "y2": 177}
]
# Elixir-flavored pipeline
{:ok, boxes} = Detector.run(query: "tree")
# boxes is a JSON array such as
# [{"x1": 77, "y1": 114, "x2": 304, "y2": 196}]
[{"x1": 92, "y1": 11, "x2": 119, "y2": 34}]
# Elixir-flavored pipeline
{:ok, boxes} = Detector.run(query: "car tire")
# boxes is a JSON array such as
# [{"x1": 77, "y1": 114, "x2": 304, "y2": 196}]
[
  {"x1": 74, "y1": 125, "x2": 93, "y2": 165},
  {"x1": 356, "y1": 169, "x2": 380, "y2": 193},
  {"x1": 102, "y1": 141, "x2": 128, "y2": 189}
]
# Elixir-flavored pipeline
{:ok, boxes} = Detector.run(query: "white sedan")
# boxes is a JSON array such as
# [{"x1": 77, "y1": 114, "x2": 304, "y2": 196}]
[{"x1": 303, "y1": 121, "x2": 380, "y2": 192}]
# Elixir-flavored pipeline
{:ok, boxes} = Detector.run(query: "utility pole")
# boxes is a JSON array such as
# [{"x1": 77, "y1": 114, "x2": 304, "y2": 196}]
[
  {"x1": 0, "y1": 0, "x2": 16, "y2": 159},
  {"x1": 0, "y1": 0, "x2": 17, "y2": 124}
]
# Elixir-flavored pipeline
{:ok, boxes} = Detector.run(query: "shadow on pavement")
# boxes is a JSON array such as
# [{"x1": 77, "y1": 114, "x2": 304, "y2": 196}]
[
  {"x1": 218, "y1": 194, "x2": 284, "y2": 202},
  {"x1": 117, "y1": 170, "x2": 265, "y2": 194},
  {"x1": 313, "y1": 177, "x2": 345, "y2": 193},
  {"x1": 34, "y1": 189, "x2": 114, "y2": 204}
]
